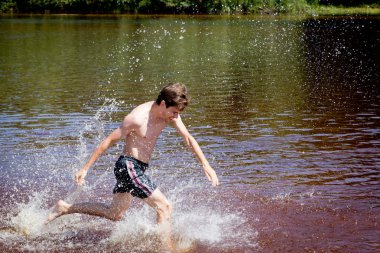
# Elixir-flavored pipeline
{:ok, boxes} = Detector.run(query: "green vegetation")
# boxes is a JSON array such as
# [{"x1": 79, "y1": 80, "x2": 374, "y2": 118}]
[
  {"x1": 314, "y1": 4, "x2": 380, "y2": 15},
  {"x1": 0, "y1": 0, "x2": 379, "y2": 15}
]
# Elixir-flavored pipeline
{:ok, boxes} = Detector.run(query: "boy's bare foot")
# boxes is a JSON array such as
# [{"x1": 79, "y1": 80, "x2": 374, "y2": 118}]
[{"x1": 45, "y1": 200, "x2": 71, "y2": 224}]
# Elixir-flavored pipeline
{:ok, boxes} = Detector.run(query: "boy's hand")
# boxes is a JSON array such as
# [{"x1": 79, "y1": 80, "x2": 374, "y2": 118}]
[
  {"x1": 75, "y1": 169, "x2": 88, "y2": 186},
  {"x1": 204, "y1": 166, "x2": 219, "y2": 187}
]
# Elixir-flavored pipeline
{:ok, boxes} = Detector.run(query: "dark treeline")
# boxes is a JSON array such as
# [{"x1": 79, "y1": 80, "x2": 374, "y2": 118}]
[{"x1": 1, "y1": 0, "x2": 379, "y2": 14}]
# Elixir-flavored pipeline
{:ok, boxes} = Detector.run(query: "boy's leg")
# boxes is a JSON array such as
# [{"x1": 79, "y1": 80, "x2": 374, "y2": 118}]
[
  {"x1": 46, "y1": 192, "x2": 133, "y2": 223},
  {"x1": 144, "y1": 188, "x2": 172, "y2": 223},
  {"x1": 143, "y1": 189, "x2": 174, "y2": 251}
]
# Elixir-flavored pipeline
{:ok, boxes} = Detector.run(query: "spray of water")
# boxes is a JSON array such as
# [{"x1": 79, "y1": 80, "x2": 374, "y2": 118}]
[
  {"x1": 7, "y1": 192, "x2": 48, "y2": 238},
  {"x1": 3, "y1": 183, "x2": 255, "y2": 252},
  {"x1": 107, "y1": 181, "x2": 256, "y2": 252},
  {"x1": 1, "y1": 98, "x2": 257, "y2": 252}
]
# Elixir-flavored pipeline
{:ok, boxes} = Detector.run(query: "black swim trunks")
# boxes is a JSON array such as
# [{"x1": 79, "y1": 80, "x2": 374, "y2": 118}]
[{"x1": 113, "y1": 155, "x2": 157, "y2": 199}]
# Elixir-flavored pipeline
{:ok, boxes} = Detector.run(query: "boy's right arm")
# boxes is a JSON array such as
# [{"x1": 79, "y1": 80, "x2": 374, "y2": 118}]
[{"x1": 75, "y1": 116, "x2": 136, "y2": 185}]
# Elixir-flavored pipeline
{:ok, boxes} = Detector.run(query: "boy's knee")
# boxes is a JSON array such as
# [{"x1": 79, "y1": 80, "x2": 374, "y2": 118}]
[
  {"x1": 111, "y1": 213, "x2": 124, "y2": 221},
  {"x1": 157, "y1": 202, "x2": 172, "y2": 219},
  {"x1": 109, "y1": 210, "x2": 125, "y2": 221}
]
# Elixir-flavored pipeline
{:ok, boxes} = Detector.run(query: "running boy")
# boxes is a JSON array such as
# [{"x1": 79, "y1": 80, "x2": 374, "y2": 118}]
[{"x1": 46, "y1": 83, "x2": 219, "y2": 247}]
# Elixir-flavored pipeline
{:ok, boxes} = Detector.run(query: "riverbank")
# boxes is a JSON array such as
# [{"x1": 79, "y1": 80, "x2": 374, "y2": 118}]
[
  {"x1": 1, "y1": 1, "x2": 380, "y2": 16},
  {"x1": 313, "y1": 5, "x2": 380, "y2": 16},
  {"x1": 1, "y1": 8, "x2": 380, "y2": 18}
]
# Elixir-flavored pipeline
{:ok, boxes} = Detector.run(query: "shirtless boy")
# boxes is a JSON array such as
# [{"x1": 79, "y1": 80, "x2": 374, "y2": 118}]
[{"x1": 46, "y1": 83, "x2": 219, "y2": 248}]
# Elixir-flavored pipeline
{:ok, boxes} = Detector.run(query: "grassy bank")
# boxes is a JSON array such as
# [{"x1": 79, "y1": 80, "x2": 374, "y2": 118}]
[{"x1": 312, "y1": 5, "x2": 380, "y2": 15}]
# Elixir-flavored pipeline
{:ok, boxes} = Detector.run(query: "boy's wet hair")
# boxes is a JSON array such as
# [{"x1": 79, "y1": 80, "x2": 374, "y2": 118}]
[{"x1": 156, "y1": 83, "x2": 190, "y2": 111}]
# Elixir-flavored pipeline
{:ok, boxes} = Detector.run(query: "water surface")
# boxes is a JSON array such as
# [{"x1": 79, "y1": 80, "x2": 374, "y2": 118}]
[{"x1": 0, "y1": 14, "x2": 379, "y2": 252}]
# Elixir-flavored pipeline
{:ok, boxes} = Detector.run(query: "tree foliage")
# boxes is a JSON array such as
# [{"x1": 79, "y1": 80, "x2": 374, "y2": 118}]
[{"x1": 0, "y1": 0, "x2": 379, "y2": 13}]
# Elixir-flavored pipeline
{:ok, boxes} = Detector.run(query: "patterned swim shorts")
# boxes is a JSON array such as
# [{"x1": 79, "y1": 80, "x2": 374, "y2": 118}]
[{"x1": 113, "y1": 155, "x2": 157, "y2": 199}]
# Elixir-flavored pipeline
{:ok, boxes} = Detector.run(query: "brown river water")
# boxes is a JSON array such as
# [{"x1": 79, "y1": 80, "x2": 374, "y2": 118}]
[{"x1": 0, "y1": 14, "x2": 379, "y2": 252}]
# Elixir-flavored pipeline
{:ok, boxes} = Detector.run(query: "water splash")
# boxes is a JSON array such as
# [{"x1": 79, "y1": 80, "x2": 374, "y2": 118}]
[
  {"x1": 107, "y1": 182, "x2": 257, "y2": 252},
  {"x1": 2, "y1": 182, "x2": 255, "y2": 252},
  {"x1": 1, "y1": 97, "x2": 256, "y2": 252},
  {"x1": 7, "y1": 192, "x2": 49, "y2": 238}
]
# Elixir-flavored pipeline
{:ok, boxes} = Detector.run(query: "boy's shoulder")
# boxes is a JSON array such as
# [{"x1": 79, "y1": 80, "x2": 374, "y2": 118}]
[
  {"x1": 124, "y1": 101, "x2": 154, "y2": 125},
  {"x1": 130, "y1": 101, "x2": 153, "y2": 116}
]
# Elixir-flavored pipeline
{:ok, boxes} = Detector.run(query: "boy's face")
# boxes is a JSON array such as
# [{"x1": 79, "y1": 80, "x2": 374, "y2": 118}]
[
  {"x1": 161, "y1": 103, "x2": 181, "y2": 122},
  {"x1": 161, "y1": 101, "x2": 181, "y2": 122}
]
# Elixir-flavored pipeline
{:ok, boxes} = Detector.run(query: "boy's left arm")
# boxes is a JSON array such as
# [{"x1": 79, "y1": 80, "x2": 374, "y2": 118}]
[{"x1": 173, "y1": 115, "x2": 219, "y2": 186}]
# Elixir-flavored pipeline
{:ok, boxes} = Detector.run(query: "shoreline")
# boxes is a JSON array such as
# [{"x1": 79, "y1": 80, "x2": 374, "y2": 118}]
[
  {"x1": 1, "y1": 7, "x2": 380, "y2": 17},
  {"x1": 1, "y1": 11, "x2": 380, "y2": 20}
]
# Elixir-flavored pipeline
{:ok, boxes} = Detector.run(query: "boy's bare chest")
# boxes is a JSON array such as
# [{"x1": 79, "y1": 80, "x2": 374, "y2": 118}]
[{"x1": 135, "y1": 120, "x2": 166, "y2": 140}]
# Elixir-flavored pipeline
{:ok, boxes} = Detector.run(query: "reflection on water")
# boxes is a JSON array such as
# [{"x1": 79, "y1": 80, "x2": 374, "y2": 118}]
[{"x1": 0, "y1": 15, "x2": 379, "y2": 252}]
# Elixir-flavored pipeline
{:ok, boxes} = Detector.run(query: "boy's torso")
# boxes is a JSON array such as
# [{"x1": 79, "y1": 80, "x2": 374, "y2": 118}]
[{"x1": 123, "y1": 101, "x2": 168, "y2": 163}]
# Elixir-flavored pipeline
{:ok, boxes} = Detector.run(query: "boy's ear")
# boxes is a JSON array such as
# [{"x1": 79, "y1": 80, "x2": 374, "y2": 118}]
[{"x1": 160, "y1": 100, "x2": 166, "y2": 108}]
